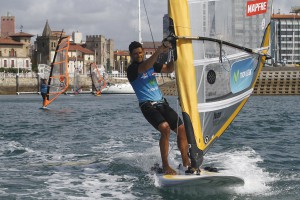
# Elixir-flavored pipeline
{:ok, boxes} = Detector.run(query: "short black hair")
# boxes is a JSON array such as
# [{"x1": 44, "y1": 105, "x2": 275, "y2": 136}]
[{"x1": 129, "y1": 41, "x2": 143, "y2": 54}]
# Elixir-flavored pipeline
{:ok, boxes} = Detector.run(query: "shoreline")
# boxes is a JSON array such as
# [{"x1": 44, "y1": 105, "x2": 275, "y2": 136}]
[{"x1": 1, "y1": 67, "x2": 299, "y2": 95}]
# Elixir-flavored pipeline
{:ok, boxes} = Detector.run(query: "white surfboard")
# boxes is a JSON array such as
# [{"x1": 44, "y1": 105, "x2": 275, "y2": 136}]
[
  {"x1": 39, "y1": 107, "x2": 50, "y2": 110},
  {"x1": 154, "y1": 165, "x2": 244, "y2": 187}
]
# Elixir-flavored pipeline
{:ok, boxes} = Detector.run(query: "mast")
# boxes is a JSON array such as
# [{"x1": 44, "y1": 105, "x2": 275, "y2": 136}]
[{"x1": 138, "y1": 0, "x2": 142, "y2": 43}]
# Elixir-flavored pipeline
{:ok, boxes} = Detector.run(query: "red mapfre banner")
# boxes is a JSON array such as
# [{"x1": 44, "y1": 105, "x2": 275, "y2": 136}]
[{"x1": 246, "y1": 0, "x2": 268, "y2": 16}]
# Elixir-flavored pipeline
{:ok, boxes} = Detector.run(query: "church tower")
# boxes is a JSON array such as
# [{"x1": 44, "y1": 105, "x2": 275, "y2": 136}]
[{"x1": 1, "y1": 12, "x2": 15, "y2": 38}]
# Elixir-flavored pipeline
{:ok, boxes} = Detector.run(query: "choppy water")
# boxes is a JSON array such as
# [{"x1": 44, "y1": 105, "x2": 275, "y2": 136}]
[{"x1": 0, "y1": 94, "x2": 299, "y2": 200}]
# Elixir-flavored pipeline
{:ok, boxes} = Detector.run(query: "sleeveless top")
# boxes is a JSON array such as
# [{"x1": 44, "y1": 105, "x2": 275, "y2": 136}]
[{"x1": 127, "y1": 62, "x2": 163, "y2": 103}]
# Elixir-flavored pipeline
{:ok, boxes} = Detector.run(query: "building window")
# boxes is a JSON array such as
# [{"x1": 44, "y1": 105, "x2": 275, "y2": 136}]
[
  {"x1": 11, "y1": 60, "x2": 14, "y2": 67},
  {"x1": 26, "y1": 60, "x2": 29, "y2": 68},
  {"x1": 4, "y1": 60, "x2": 7, "y2": 67},
  {"x1": 9, "y1": 49, "x2": 15, "y2": 57}
]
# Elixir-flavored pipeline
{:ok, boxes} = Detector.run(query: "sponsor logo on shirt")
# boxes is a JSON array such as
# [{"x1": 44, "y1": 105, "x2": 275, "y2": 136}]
[{"x1": 141, "y1": 73, "x2": 148, "y2": 79}]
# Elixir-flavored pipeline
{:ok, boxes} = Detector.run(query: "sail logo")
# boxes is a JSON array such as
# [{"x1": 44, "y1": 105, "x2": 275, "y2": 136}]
[
  {"x1": 233, "y1": 70, "x2": 239, "y2": 84},
  {"x1": 233, "y1": 69, "x2": 252, "y2": 84},
  {"x1": 230, "y1": 58, "x2": 255, "y2": 94},
  {"x1": 246, "y1": 0, "x2": 268, "y2": 16}
]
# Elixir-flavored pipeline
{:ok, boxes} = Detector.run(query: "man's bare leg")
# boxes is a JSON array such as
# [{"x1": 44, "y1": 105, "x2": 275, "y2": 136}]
[
  {"x1": 174, "y1": 124, "x2": 191, "y2": 168},
  {"x1": 158, "y1": 122, "x2": 177, "y2": 175}
]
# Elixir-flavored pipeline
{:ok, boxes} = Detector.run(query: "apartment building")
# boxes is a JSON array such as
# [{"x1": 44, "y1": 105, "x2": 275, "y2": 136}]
[{"x1": 271, "y1": 14, "x2": 300, "y2": 65}]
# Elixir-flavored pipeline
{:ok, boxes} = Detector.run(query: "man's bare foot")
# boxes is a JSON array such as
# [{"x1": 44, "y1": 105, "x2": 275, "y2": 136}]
[
  {"x1": 182, "y1": 158, "x2": 191, "y2": 168},
  {"x1": 163, "y1": 166, "x2": 177, "y2": 175}
]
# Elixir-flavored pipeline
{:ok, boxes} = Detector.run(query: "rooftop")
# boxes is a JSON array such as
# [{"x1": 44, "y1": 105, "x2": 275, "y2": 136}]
[{"x1": 0, "y1": 37, "x2": 23, "y2": 45}]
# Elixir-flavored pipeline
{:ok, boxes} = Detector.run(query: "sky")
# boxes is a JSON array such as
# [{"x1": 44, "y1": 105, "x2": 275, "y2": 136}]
[{"x1": 0, "y1": 0, "x2": 298, "y2": 50}]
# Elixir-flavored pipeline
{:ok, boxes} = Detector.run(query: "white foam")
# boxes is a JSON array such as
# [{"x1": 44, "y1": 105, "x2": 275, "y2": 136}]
[
  {"x1": 0, "y1": 141, "x2": 34, "y2": 156},
  {"x1": 205, "y1": 146, "x2": 278, "y2": 196},
  {"x1": 43, "y1": 172, "x2": 137, "y2": 200}
]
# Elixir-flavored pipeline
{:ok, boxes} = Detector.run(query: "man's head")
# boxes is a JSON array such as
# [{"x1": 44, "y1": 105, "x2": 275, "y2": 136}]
[
  {"x1": 129, "y1": 41, "x2": 142, "y2": 54},
  {"x1": 129, "y1": 41, "x2": 144, "y2": 63}
]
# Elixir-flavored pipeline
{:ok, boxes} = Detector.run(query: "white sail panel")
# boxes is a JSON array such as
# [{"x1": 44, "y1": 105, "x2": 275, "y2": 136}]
[{"x1": 168, "y1": 0, "x2": 272, "y2": 168}]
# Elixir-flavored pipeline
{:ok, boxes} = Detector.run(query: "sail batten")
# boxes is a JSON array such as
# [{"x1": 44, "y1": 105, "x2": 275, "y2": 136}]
[
  {"x1": 198, "y1": 89, "x2": 253, "y2": 112},
  {"x1": 168, "y1": 0, "x2": 272, "y2": 169}
]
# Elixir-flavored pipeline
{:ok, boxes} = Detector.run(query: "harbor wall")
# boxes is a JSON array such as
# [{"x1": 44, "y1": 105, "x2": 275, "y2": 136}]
[
  {"x1": 0, "y1": 74, "x2": 170, "y2": 95},
  {"x1": 0, "y1": 67, "x2": 299, "y2": 95}
]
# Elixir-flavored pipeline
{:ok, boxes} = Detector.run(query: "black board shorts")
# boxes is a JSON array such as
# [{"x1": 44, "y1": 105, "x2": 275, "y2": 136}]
[{"x1": 140, "y1": 99, "x2": 183, "y2": 131}]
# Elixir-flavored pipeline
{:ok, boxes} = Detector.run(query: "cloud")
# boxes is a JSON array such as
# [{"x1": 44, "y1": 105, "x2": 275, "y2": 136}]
[{"x1": 0, "y1": 0, "x2": 298, "y2": 50}]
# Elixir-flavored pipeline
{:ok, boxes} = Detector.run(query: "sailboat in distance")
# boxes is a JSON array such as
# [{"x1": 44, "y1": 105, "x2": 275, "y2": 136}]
[
  {"x1": 43, "y1": 33, "x2": 70, "y2": 107},
  {"x1": 165, "y1": 0, "x2": 272, "y2": 177},
  {"x1": 90, "y1": 62, "x2": 107, "y2": 96}
]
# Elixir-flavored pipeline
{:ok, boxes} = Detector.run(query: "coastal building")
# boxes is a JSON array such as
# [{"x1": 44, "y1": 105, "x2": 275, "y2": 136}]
[
  {"x1": 85, "y1": 35, "x2": 114, "y2": 72},
  {"x1": 33, "y1": 20, "x2": 66, "y2": 66},
  {"x1": 270, "y1": 13, "x2": 300, "y2": 66},
  {"x1": 163, "y1": 14, "x2": 169, "y2": 39},
  {"x1": 68, "y1": 43, "x2": 94, "y2": 76},
  {"x1": 72, "y1": 31, "x2": 83, "y2": 44},
  {"x1": 34, "y1": 20, "x2": 95, "y2": 75},
  {"x1": 1, "y1": 12, "x2": 15, "y2": 38},
  {"x1": 142, "y1": 41, "x2": 161, "y2": 59},
  {"x1": 0, "y1": 13, "x2": 33, "y2": 72},
  {"x1": 114, "y1": 50, "x2": 130, "y2": 74}
]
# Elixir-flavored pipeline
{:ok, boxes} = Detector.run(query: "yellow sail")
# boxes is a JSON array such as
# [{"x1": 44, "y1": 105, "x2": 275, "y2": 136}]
[{"x1": 168, "y1": 0, "x2": 272, "y2": 169}]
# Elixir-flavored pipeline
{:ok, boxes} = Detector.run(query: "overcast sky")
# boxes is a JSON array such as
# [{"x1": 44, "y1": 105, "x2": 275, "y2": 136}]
[{"x1": 0, "y1": 0, "x2": 298, "y2": 50}]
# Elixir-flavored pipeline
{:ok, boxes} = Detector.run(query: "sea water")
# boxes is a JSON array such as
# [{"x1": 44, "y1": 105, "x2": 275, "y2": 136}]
[{"x1": 0, "y1": 94, "x2": 299, "y2": 200}]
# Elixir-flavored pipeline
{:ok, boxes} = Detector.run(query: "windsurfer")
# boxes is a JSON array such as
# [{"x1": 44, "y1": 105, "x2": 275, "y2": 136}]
[
  {"x1": 127, "y1": 41, "x2": 190, "y2": 175},
  {"x1": 40, "y1": 78, "x2": 48, "y2": 107}
]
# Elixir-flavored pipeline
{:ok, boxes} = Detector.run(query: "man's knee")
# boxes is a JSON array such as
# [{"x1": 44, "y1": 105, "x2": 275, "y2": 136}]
[{"x1": 158, "y1": 122, "x2": 171, "y2": 135}]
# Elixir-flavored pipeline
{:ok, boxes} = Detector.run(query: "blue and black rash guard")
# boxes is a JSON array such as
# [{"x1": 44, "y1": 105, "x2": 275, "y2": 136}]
[{"x1": 127, "y1": 61, "x2": 163, "y2": 103}]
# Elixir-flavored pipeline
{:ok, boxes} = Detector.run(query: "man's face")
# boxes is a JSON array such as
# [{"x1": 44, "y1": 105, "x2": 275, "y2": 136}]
[{"x1": 131, "y1": 47, "x2": 144, "y2": 63}]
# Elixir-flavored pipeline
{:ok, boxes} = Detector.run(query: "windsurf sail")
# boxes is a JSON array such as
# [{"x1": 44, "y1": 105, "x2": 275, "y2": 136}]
[
  {"x1": 37, "y1": 64, "x2": 51, "y2": 79},
  {"x1": 167, "y1": 0, "x2": 272, "y2": 169},
  {"x1": 90, "y1": 62, "x2": 107, "y2": 96},
  {"x1": 44, "y1": 34, "x2": 70, "y2": 107}
]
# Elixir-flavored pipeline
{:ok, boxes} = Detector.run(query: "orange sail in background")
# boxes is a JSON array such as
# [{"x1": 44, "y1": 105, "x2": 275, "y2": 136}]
[{"x1": 44, "y1": 35, "x2": 70, "y2": 107}]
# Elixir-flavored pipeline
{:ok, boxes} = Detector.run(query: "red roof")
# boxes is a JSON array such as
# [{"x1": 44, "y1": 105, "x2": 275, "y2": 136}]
[
  {"x1": 272, "y1": 14, "x2": 300, "y2": 19},
  {"x1": 9, "y1": 32, "x2": 34, "y2": 37},
  {"x1": 114, "y1": 50, "x2": 129, "y2": 56},
  {"x1": 69, "y1": 43, "x2": 94, "y2": 54},
  {"x1": 0, "y1": 37, "x2": 23, "y2": 45}
]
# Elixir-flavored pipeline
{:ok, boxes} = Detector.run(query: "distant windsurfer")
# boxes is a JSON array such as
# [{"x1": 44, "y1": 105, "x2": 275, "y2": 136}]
[
  {"x1": 127, "y1": 41, "x2": 190, "y2": 175},
  {"x1": 40, "y1": 78, "x2": 48, "y2": 107}
]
